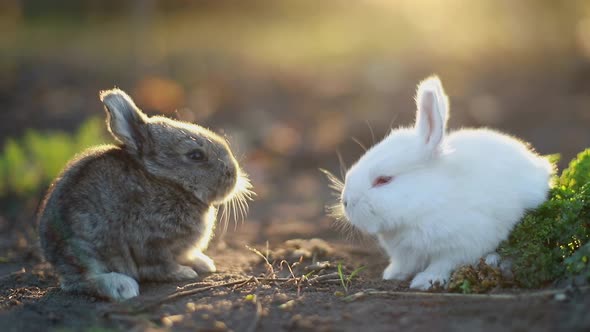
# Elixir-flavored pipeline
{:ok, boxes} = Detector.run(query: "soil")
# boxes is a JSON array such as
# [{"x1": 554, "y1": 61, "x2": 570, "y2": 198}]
[
  {"x1": 1, "y1": 213, "x2": 589, "y2": 332},
  {"x1": 2, "y1": 12, "x2": 590, "y2": 330}
]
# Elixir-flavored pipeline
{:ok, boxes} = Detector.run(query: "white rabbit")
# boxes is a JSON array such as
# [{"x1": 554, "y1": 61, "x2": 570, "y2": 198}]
[{"x1": 338, "y1": 76, "x2": 553, "y2": 290}]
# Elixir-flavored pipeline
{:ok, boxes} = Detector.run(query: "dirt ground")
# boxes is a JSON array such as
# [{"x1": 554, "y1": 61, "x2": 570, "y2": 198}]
[
  {"x1": 1, "y1": 65, "x2": 590, "y2": 331},
  {"x1": 3, "y1": 4, "x2": 590, "y2": 329},
  {"x1": 2, "y1": 73, "x2": 589, "y2": 332},
  {"x1": 1, "y1": 204, "x2": 590, "y2": 332}
]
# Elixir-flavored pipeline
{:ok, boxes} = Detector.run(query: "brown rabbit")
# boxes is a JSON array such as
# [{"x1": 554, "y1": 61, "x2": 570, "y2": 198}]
[{"x1": 38, "y1": 89, "x2": 252, "y2": 301}]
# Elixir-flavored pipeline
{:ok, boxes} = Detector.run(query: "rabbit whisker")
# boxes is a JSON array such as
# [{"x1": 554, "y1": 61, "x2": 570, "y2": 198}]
[
  {"x1": 387, "y1": 113, "x2": 399, "y2": 137},
  {"x1": 220, "y1": 203, "x2": 229, "y2": 234},
  {"x1": 320, "y1": 168, "x2": 345, "y2": 195},
  {"x1": 352, "y1": 137, "x2": 368, "y2": 152},
  {"x1": 218, "y1": 172, "x2": 255, "y2": 232},
  {"x1": 321, "y1": 168, "x2": 373, "y2": 245},
  {"x1": 336, "y1": 151, "x2": 347, "y2": 181},
  {"x1": 365, "y1": 119, "x2": 376, "y2": 146}
]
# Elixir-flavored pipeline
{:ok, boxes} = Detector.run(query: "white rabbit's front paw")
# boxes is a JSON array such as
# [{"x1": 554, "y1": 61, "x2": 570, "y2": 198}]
[
  {"x1": 410, "y1": 271, "x2": 448, "y2": 290},
  {"x1": 382, "y1": 262, "x2": 411, "y2": 281},
  {"x1": 484, "y1": 252, "x2": 501, "y2": 267}
]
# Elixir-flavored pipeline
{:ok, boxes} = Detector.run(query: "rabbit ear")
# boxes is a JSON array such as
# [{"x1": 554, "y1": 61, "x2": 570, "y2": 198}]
[
  {"x1": 100, "y1": 89, "x2": 148, "y2": 152},
  {"x1": 414, "y1": 76, "x2": 449, "y2": 150}
]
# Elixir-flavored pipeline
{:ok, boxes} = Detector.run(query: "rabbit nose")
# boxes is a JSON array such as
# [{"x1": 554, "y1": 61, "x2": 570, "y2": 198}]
[
  {"x1": 225, "y1": 169, "x2": 232, "y2": 177},
  {"x1": 224, "y1": 164, "x2": 237, "y2": 178}
]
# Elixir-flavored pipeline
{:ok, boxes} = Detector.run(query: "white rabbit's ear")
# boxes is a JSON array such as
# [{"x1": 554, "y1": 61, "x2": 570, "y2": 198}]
[
  {"x1": 414, "y1": 76, "x2": 449, "y2": 150},
  {"x1": 100, "y1": 89, "x2": 148, "y2": 152}
]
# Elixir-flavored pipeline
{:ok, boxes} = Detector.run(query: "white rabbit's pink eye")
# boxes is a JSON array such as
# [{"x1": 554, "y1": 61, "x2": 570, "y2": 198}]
[{"x1": 372, "y1": 176, "x2": 393, "y2": 187}]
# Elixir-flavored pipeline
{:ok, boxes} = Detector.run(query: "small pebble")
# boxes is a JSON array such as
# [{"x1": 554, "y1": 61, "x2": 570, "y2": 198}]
[
  {"x1": 279, "y1": 299, "x2": 296, "y2": 310},
  {"x1": 161, "y1": 314, "x2": 184, "y2": 327},
  {"x1": 272, "y1": 293, "x2": 289, "y2": 304},
  {"x1": 554, "y1": 293, "x2": 567, "y2": 301},
  {"x1": 186, "y1": 302, "x2": 196, "y2": 312},
  {"x1": 304, "y1": 261, "x2": 331, "y2": 272},
  {"x1": 213, "y1": 321, "x2": 228, "y2": 330}
]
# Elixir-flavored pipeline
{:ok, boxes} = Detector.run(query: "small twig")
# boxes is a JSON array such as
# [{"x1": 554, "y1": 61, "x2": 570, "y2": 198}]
[
  {"x1": 103, "y1": 276, "x2": 317, "y2": 316},
  {"x1": 279, "y1": 260, "x2": 297, "y2": 279},
  {"x1": 343, "y1": 286, "x2": 590, "y2": 302},
  {"x1": 175, "y1": 281, "x2": 210, "y2": 291},
  {"x1": 309, "y1": 272, "x2": 340, "y2": 283},
  {"x1": 104, "y1": 279, "x2": 252, "y2": 316},
  {"x1": 316, "y1": 279, "x2": 343, "y2": 285},
  {"x1": 279, "y1": 260, "x2": 302, "y2": 296},
  {"x1": 255, "y1": 277, "x2": 296, "y2": 282},
  {"x1": 246, "y1": 245, "x2": 275, "y2": 278},
  {"x1": 0, "y1": 268, "x2": 26, "y2": 281},
  {"x1": 233, "y1": 276, "x2": 258, "y2": 290},
  {"x1": 304, "y1": 261, "x2": 331, "y2": 272}
]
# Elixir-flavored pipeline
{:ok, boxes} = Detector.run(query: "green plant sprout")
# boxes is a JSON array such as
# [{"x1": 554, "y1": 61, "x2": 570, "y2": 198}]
[{"x1": 337, "y1": 263, "x2": 365, "y2": 293}]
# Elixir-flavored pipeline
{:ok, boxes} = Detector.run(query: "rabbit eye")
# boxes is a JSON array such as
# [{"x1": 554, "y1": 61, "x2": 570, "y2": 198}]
[
  {"x1": 187, "y1": 149, "x2": 207, "y2": 162},
  {"x1": 372, "y1": 176, "x2": 393, "y2": 187}
]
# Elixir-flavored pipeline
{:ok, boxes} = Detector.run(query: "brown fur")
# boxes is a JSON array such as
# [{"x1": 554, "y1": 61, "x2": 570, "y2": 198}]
[{"x1": 38, "y1": 89, "x2": 248, "y2": 301}]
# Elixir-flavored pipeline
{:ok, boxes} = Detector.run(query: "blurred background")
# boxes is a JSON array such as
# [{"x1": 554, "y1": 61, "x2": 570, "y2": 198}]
[{"x1": 1, "y1": 0, "x2": 590, "y2": 257}]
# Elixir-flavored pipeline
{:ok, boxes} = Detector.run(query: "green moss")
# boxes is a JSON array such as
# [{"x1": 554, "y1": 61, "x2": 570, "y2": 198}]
[
  {"x1": 499, "y1": 149, "x2": 590, "y2": 288},
  {"x1": 565, "y1": 240, "x2": 590, "y2": 281},
  {"x1": 560, "y1": 149, "x2": 590, "y2": 191}
]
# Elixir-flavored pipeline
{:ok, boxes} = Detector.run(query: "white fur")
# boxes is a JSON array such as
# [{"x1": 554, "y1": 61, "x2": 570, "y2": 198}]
[
  {"x1": 178, "y1": 207, "x2": 217, "y2": 273},
  {"x1": 484, "y1": 252, "x2": 501, "y2": 267},
  {"x1": 195, "y1": 206, "x2": 217, "y2": 251},
  {"x1": 92, "y1": 272, "x2": 139, "y2": 301},
  {"x1": 183, "y1": 249, "x2": 217, "y2": 273},
  {"x1": 341, "y1": 76, "x2": 553, "y2": 290}
]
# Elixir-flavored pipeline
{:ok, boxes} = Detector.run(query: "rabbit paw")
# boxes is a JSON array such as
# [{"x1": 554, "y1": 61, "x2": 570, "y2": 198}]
[
  {"x1": 183, "y1": 250, "x2": 217, "y2": 273},
  {"x1": 484, "y1": 252, "x2": 501, "y2": 267},
  {"x1": 170, "y1": 265, "x2": 199, "y2": 280},
  {"x1": 410, "y1": 272, "x2": 448, "y2": 290},
  {"x1": 95, "y1": 272, "x2": 140, "y2": 301},
  {"x1": 382, "y1": 262, "x2": 411, "y2": 281}
]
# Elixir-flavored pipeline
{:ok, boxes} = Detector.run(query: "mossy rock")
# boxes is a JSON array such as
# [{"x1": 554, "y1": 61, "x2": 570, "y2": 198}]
[{"x1": 448, "y1": 259, "x2": 507, "y2": 294}]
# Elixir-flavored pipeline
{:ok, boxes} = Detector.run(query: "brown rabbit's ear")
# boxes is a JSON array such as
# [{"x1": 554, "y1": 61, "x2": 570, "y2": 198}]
[{"x1": 100, "y1": 89, "x2": 148, "y2": 153}]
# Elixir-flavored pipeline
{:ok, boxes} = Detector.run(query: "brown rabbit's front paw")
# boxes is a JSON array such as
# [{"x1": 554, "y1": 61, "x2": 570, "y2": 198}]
[
  {"x1": 170, "y1": 265, "x2": 199, "y2": 280},
  {"x1": 93, "y1": 272, "x2": 140, "y2": 301},
  {"x1": 181, "y1": 250, "x2": 217, "y2": 273}
]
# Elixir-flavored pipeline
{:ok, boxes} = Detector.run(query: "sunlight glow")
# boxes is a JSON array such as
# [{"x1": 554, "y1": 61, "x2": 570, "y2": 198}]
[{"x1": 219, "y1": 170, "x2": 255, "y2": 233}]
